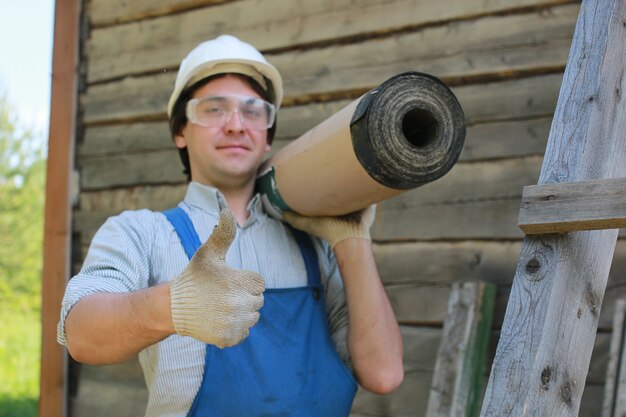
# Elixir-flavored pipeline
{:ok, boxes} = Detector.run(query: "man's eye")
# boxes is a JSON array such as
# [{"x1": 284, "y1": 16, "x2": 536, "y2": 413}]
[
  {"x1": 242, "y1": 107, "x2": 263, "y2": 118},
  {"x1": 202, "y1": 106, "x2": 223, "y2": 114}
]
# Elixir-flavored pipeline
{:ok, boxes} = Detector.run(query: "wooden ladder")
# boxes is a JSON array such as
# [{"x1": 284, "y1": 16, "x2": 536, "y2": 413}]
[{"x1": 478, "y1": 0, "x2": 626, "y2": 416}]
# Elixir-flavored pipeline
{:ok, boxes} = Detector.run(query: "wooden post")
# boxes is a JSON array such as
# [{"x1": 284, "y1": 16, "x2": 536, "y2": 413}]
[
  {"x1": 601, "y1": 299, "x2": 626, "y2": 417},
  {"x1": 479, "y1": 0, "x2": 626, "y2": 416},
  {"x1": 39, "y1": 0, "x2": 80, "y2": 416},
  {"x1": 426, "y1": 282, "x2": 495, "y2": 417}
]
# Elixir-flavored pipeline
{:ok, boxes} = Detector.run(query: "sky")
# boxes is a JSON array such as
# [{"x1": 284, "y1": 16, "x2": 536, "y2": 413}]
[{"x1": 0, "y1": 0, "x2": 55, "y2": 141}]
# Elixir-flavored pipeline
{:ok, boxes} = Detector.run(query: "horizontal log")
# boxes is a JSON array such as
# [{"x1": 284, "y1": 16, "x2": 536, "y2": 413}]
[
  {"x1": 386, "y1": 284, "x2": 452, "y2": 325},
  {"x1": 78, "y1": 148, "x2": 185, "y2": 189},
  {"x1": 86, "y1": 1, "x2": 578, "y2": 83},
  {"x1": 69, "y1": 375, "x2": 147, "y2": 417},
  {"x1": 89, "y1": 0, "x2": 233, "y2": 27},
  {"x1": 352, "y1": 368, "x2": 432, "y2": 417},
  {"x1": 374, "y1": 157, "x2": 542, "y2": 240},
  {"x1": 518, "y1": 177, "x2": 626, "y2": 234}
]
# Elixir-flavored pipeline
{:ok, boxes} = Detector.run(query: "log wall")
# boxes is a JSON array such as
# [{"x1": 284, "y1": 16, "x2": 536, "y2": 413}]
[{"x1": 68, "y1": 1, "x2": 625, "y2": 416}]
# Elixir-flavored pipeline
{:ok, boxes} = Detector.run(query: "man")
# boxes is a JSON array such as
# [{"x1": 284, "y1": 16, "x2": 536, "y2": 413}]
[{"x1": 58, "y1": 34, "x2": 403, "y2": 416}]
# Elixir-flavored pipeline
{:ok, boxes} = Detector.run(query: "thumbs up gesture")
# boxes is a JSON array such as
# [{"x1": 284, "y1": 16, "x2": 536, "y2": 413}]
[{"x1": 169, "y1": 209, "x2": 265, "y2": 348}]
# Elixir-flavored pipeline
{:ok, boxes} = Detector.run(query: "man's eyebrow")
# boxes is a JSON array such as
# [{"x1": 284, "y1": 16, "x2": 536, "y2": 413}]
[{"x1": 199, "y1": 96, "x2": 227, "y2": 102}]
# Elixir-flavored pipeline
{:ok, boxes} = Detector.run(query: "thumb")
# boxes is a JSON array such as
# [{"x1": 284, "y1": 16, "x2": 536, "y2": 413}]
[{"x1": 197, "y1": 209, "x2": 237, "y2": 259}]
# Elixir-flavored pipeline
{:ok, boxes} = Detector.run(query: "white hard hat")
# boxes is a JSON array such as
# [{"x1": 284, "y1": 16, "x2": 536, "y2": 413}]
[{"x1": 167, "y1": 35, "x2": 283, "y2": 117}]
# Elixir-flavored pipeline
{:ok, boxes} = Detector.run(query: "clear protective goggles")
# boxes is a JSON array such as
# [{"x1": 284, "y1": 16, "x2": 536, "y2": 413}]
[{"x1": 186, "y1": 94, "x2": 276, "y2": 130}]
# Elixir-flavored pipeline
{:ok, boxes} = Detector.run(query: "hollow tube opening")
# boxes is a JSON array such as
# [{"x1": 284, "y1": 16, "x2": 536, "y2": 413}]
[{"x1": 401, "y1": 108, "x2": 439, "y2": 148}]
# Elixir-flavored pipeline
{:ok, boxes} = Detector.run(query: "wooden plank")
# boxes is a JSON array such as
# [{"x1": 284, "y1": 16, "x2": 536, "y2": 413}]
[
  {"x1": 69, "y1": 358, "x2": 148, "y2": 417},
  {"x1": 479, "y1": 0, "x2": 626, "y2": 415},
  {"x1": 386, "y1": 283, "x2": 452, "y2": 325},
  {"x1": 77, "y1": 184, "x2": 187, "y2": 212},
  {"x1": 518, "y1": 178, "x2": 626, "y2": 234},
  {"x1": 86, "y1": 0, "x2": 578, "y2": 83},
  {"x1": 601, "y1": 299, "x2": 626, "y2": 417},
  {"x1": 77, "y1": 148, "x2": 185, "y2": 189},
  {"x1": 426, "y1": 282, "x2": 496, "y2": 417},
  {"x1": 40, "y1": 0, "x2": 80, "y2": 416},
  {"x1": 381, "y1": 157, "x2": 542, "y2": 209},
  {"x1": 81, "y1": 7, "x2": 574, "y2": 124},
  {"x1": 581, "y1": 385, "x2": 608, "y2": 417},
  {"x1": 375, "y1": 241, "x2": 521, "y2": 286},
  {"x1": 375, "y1": 157, "x2": 542, "y2": 240},
  {"x1": 462, "y1": 117, "x2": 551, "y2": 161},
  {"x1": 351, "y1": 369, "x2": 432, "y2": 417},
  {"x1": 88, "y1": 0, "x2": 234, "y2": 27}
]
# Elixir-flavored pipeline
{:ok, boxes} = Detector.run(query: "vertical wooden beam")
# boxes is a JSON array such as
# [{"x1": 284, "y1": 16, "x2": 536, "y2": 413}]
[
  {"x1": 601, "y1": 299, "x2": 626, "y2": 417},
  {"x1": 39, "y1": 0, "x2": 80, "y2": 416},
  {"x1": 479, "y1": 0, "x2": 626, "y2": 416},
  {"x1": 426, "y1": 282, "x2": 496, "y2": 417}
]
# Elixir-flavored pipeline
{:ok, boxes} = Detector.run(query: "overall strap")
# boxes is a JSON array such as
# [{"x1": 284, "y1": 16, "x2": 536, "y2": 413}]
[
  {"x1": 162, "y1": 207, "x2": 202, "y2": 260},
  {"x1": 285, "y1": 224, "x2": 321, "y2": 287}
]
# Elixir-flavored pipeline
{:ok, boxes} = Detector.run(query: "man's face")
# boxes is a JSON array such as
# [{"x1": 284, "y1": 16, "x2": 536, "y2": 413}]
[{"x1": 174, "y1": 75, "x2": 271, "y2": 190}]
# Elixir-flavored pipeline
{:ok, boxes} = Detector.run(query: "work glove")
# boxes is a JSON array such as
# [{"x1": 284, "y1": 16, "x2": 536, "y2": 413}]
[
  {"x1": 282, "y1": 205, "x2": 376, "y2": 249},
  {"x1": 169, "y1": 209, "x2": 265, "y2": 348}
]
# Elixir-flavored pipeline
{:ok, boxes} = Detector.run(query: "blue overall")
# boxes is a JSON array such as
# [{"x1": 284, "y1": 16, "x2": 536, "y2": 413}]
[{"x1": 163, "y1": 208, "x2": 357, "y2": 417}]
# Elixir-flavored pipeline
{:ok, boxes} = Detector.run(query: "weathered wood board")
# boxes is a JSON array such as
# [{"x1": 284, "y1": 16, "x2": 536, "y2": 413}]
[
  {"x1": 518, "y1": 178, "x2": 626, "y2": 234},
  {"x1": 426, "y1": 282, "x2": 496, "y2": 417}
]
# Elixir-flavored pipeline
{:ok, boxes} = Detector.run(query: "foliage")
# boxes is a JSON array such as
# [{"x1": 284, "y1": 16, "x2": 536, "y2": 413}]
[
  {"x1": 0, "y1": 90, "x2": 46, "y2": 416},
  {"x1": 0, "y1": 91, "x2": 46, "y2": 310},
  {"x1": 0, "y1": 308, "x2": 40, "y2": 417}
]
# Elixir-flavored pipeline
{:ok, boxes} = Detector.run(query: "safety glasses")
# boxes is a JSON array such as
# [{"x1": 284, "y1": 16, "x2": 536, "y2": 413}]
[{"x1": 186, "y1": 94, "x2": 276, "y2": 130}]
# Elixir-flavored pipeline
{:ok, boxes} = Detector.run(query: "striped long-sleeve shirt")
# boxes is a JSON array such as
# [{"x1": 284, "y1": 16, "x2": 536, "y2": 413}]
[{"x1": 57, "y1": 182, "x2": 350, "y2": 417}]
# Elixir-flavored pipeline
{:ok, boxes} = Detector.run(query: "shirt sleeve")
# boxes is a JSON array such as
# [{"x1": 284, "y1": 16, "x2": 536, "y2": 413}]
[{"x1": 57, "y1": 209, "x2": 156, "y2": 346}]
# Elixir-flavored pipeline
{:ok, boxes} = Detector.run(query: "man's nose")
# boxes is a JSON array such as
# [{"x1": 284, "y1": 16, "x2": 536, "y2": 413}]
[{"x1": 224, "y1": 109, "x2": 245, "y2": 133}]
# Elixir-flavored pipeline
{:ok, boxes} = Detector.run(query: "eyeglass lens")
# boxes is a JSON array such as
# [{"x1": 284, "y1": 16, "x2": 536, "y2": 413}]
[{"x1": 193, "y1": 96, "x2": 273, "y2": 130}]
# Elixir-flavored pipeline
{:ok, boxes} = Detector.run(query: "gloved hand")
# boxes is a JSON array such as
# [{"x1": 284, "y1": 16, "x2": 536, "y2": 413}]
[
  {"x1": 282, "y1": 205, "x2": 376, "y2": 249},
  {"x1": 169, "y1": 209, "x2": 265, "y2": 348}
]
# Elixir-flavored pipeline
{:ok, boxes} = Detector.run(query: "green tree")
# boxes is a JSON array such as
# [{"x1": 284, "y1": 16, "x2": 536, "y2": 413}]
[
  {"x1": 0, "y1": 91, "x2": 46, "y2": 310},
  {"x1": 0, "y1": 90, "x2": 46, "y2": 417}
]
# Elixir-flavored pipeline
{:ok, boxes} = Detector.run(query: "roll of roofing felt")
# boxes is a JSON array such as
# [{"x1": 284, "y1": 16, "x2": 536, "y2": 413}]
[{"x1": 256, "y1": 71, "x2": 465, "y2": 218}]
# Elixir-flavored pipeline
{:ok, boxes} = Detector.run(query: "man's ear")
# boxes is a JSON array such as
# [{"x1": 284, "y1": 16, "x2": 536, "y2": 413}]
[{"x1": 174, "y1": 132, "x2": 187, "y2": 149}]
